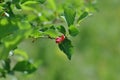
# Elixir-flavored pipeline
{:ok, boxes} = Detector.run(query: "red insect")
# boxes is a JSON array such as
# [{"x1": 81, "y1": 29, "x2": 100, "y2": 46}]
[{"x1": 55, "y1": 35, "x2": 65, "y2": 44}]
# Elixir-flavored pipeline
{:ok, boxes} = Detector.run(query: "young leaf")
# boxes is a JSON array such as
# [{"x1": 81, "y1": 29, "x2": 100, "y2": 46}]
[
  {"x1": 58, "y1": 38, "x2": 73, "y2": 60},
  {"x1": 13, "y1": 60, "x2": 36, "y2": 74},
  {"x1": 69, "y1": 25, "x2": 79, "y2": 36},
  {"x1": 64, "y1": 7, "x2": 76, "y2": 26},
  {"x1": 77, "y1": 11, "x2": 89, "y2": 22}
]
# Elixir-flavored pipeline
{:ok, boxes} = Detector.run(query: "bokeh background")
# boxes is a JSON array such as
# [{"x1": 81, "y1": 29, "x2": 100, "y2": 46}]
[{"x1": 2, "y1": 0, "x2": 120, "y2": 80}]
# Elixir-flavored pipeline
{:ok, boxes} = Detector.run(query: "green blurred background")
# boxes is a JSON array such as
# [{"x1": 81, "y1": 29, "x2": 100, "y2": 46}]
[{"x1": 2, "y1": 0, "x2": 120, "y2": 80}]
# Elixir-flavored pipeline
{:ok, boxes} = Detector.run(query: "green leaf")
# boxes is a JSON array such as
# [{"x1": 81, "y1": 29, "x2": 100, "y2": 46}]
[
  {"x1": 5, "y1": 2, "x2": 14, "y2": 17},
  {"x1": 77, "y1": 11, "x2": 89, "y2": 22},
  {"x1": 58, "y1": 38, "x2": 73, "y2": 60},
  {"x1": 37, "y1": 0, "x2": 46, "y2": 4},
  {"x1": 14, "y1": 49, "x2": 29, "y2": 60},
  {"x1": 13, "y1": 0, "x2": 20, "y2": 4},
  {"x1": 69, "y1": 25, "x2": 79, "y2": 36},
  {"x1": 33, "y1": 60, "x2": 42, "y2": 68},
  {"x1": 2, "y1": 59, "x2": 11, "y2": 72},
  {"x1": 47, "y1": 0, "x2": 56, "y2": 10},
  {"x1": 57, "y1": 25, "x2": 66, "y2": 35},
  {"x1": 21, "y1": 0, "x2": 46, "y2": 4},
  {"x1": 15, "y1": 3, "x2": 21, "y2": 9},
  {"x1": 44, "y1": 29, "x2": 59, "y2": 38},
  {"x1": 0, "y1": 21, "x2": 32, "y2": 59},
  {"x1": 64, "y1": 7, "x2": 76, "y2": 26},
  {"x1": 40, "y1": 27, "x2": 49, "y2": 32},
  {"x1": 0, "y1": 68, "x2": 6, "y2": 78},
  {"x1": 0, "y1": 18, "x2": 18, "y2": 39},
  {"x1": 43, "y1": 26, "x2": 62, "y2": 38},
  {"x1": 30, "y1": 28, "x2": 44, "y2": 38},
  {"x1": 13, "y1": 60, "x2": 36, "y2": 74},
  {"x1": 13, "y1": 0, "x2": 21, "y2": 9}
]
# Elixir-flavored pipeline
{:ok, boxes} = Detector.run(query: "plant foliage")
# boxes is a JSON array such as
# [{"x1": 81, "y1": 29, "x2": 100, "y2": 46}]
[{"x1": 0, "y1": 0, "x2": 96, "y2": 78}]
